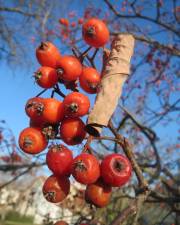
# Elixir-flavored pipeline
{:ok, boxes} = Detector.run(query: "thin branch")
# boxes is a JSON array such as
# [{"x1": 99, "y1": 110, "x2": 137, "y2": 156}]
[
  {"x1": 36, "y1": 88, "x2": 48, "y2": 97},
  {"x1": 111, "y1": 32, "x2": 180, "y2": 57},
  {"x1": 121, "y1": 106, "x2": 161, "y2": 175},
  {"x1": 150, "y1": 191, "x2": 180, "y2": 203},
  {"x1": 104, "y1": 0, "x2": 180, "y2": 37},
  {"x1": 0, "y1": 162, "x2": 45, "y2": 172},
  {"x1": 110, "y1": 190, "x2": 150, "y2": 225},
  {"x1": 0, "y1": 167, "x2": 32, "y2": 189},
  {"x1": 156, "y1": 0, "x2": 161, "y2": 21},
  {"x1": 162, "y1": 167, "x2": 179, "y2": 183},
  {"x1": 83, "y1": 135, "x2": 94, "y2": 154},
  {"x1": 121, "y1": 106, "x2": 157, "y2": 141},
  {"x1": 110, "y1": 203, "x2": 137, "y2": 225},
  {"x1": 54, "y1": 84, "x2": 66, "y2": 98},
  {"x1": 156, "y1": 210, "x2": 172, "y2": 225},
  {"x1": 0, "y1": 6, "x2": 38, "y2": 18}
]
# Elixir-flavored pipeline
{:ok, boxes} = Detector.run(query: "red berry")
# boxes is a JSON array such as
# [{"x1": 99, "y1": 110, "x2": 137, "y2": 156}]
[
  {"x1": 42, "y1": 175, "x2": 70, "y2": 203},
  {"x1": 56, "y1": 55, "x2": 82, "y2": 82},
  {"x1": 71, "y1": 22, "x2": 76, "y2": 28},
  {"x1": 78, "y1": 18, "x2": 84, "y2": 25},
  {"x1": 46, "y1": 144, "x2": 73, "y2": 176},
  {"x1": 25, "y1": 97, "x2": 44, "y2": 121},
  {"x1": 59, "y1": 18, "x2": 69, "y2": 27},
  {"x1": 82, "y1": 18, "x2": 109, "y2": 48},
  {"x1": 85, "y1": 179, "x2": 112, "y2": 207},
  {"x1": 79, "y1": 67, "x2": 101, "y2": 94},
  {"x1": 41, "y1": 98, "x2": 64, "y2": 124},
  {"x1": 18, "y1": 127, "x2": 48, "y2": 154},
  {"x1": 72, "y1": 153, "x2": 100, "y2": 184},
  {"x1": 63, "y1": 92, "x2": 90, "y2": 118},
  {"x1": 27, "y1": 98, "x2": 64, "y2": 124},
  {"x1": 101, "y1": 154, "x2": 132, "y2": 187},
  {"x1": 60, "y1": 118, "x2": 86, "y2": 145},
  {"x1": 34, "y1": 66, "x2": 58, "y2": 89},
  {"x1": 36, "y1": 42, "x2": 61, "y2": 68}
]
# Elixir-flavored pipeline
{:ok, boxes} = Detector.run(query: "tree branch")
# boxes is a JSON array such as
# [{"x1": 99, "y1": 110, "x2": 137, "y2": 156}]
[
  {"x1": 104, "y1": 0, "x2": 180, "y2": 37},
  {"x1": 0, "y1": 162, "x2": 45, "y2": 172},
  {"x1": 0, "y1": 6, "x2": 38, "y2": 17},
  {"x1": 111, "y1": 32, "x2": 180, "y2": 57}
]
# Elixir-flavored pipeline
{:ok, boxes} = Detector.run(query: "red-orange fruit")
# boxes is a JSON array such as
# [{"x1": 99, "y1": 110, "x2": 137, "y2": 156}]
[
  {"x1": 36, "y1": 41, "x2": 61, "y2": 68},
  {"x1": 79, "y1": 67, "x2": 101, "y2": 94},
  {"x1": 82, "y1": 18, "x2": 109, "y2": 48},
  {"x1": 56, "y1": 55, "x2": 82, "y2": 81},
  {"x1": 18, "y1": 127, "x2": 48, "y2": 154},
  {"x1": 42, "y1": 175, "x2": 70, "y2": 203},
  {"x1": 60, "y1": 118, "x2": 86, "y2": 145},
  {"x1": 85, "y1": 179, "x2": 112, "y2": 207},
  {"x1": 63, "y1": 92, "x2": 90, "y2": 118},
  {"x1": 34, "y1": 66, "x2": 58, "y2": 88}
]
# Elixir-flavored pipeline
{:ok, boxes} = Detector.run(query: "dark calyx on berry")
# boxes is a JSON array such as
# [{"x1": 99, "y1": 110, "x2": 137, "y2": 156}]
[
  {"x1": 68, "y1": 103, "x2": 78, "y2": 113},
  {"x1": 85, "y1": 26, "x2": 96, "y2": 37},
  {"x1": 74, "y1": 160, "x2": 87, "y2": 171},
  {"x1": 114, "y1": 159, "x2": 124, "y2": 172},
  {"x1": 39, "y1": 42, "x2": 48, "y2": 50},
  {"x1": 44, "y1": 191, "x2": 56, "y2": 201}
]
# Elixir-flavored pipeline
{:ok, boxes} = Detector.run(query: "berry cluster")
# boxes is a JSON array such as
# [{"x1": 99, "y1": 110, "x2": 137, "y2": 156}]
[{"x1": 18, "y1": 18, "x2": 132, "y2": 225}]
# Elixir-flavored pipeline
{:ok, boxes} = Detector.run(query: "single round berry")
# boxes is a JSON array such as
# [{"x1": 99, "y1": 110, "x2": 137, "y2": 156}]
[
  {"x1": 46, "y1": 144, "x2": 73, "y2": 176},
  {"x1": 85, "y1": 179, "x2": 112, "y2": 207},
  {"x1": 25, "y1": 97, "x2": 44, "y2": 121},
  {"x1": 101, "y1": 153, "x2": 132, "y2": 187},
  {"x1": 18, "y1": 127, "x2": 48, "y2": 154},
  {"x1": 60, "y1": 118, "x2": 86, "y2": 145},
  {"x1": 72, "y1": 153, "x2": 100, "y2": 184},
  {"x1": 41, "y1": 98, "x2": 64, "y2": 124},
  {"x1": 34, "y1": 66, "x2": 58, "y2": 89},
  {"x1": 82, "y1": 18, "x2": 109, "y2": 48},
  {"x1": 56, "y1": 55, "x2": 82, "y2": 81},
  {"x1": 63, "y1": 92, "x2": 90, "y2": 118},
  {"x1": 42, "y1": 175, "x2": 70, "y2": 203},
  {"x1": 79, "y1": 67, "x2": 101, "y2": 94},
  {"x1": 36, "y1": 41, "x2": 61, "y2": 68}
]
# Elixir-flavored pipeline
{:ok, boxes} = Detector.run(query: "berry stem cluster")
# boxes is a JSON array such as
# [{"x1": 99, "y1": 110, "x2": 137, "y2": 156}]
[{"x1": 17, "y1": 17, "x2": 137, "y2": 225}]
